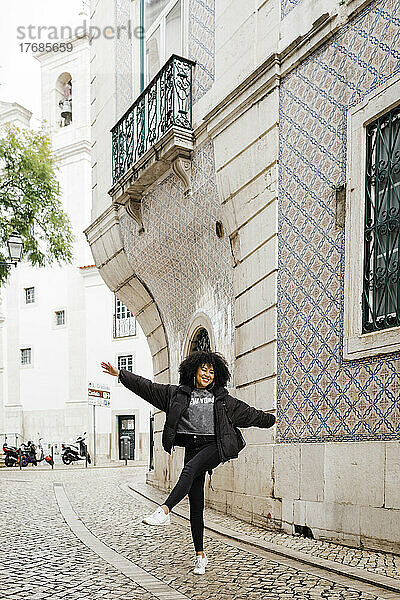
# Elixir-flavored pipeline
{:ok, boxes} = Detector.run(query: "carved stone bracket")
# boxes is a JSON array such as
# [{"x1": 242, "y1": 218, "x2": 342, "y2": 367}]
[
  {"x1": 126, "y1": 195, "x2": 145, "y2": 234},
  {"x1": 172, "y1": 156, "x2": 192, "y2": 196}
]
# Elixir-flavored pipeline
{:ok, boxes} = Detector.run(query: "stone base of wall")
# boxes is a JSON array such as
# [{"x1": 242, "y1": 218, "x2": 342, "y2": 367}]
[{"x1": 147, "y1": 439, "x2": 400, "y2": 554}]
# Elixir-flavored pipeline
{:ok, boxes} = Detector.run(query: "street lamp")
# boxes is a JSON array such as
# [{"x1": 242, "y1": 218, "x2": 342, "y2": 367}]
[{"x1": 0, "y1": 232, "x2": 24, "y2": 269}]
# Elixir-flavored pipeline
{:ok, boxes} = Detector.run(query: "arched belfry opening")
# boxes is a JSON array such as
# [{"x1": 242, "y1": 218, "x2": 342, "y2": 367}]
[{"x1": 56, "y1": 72, "x2": 72, "y2": 127}]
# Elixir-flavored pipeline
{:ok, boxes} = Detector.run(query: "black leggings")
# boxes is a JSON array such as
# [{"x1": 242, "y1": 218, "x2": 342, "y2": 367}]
[{"x1": 163, "y1": 437, "x2": 221, "y2": 552}]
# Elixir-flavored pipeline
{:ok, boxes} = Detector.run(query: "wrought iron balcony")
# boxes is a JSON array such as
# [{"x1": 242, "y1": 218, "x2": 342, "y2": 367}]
[
  {"x1": 111, "y1": 55, "x2": 195, "y2": 187},
  {"x1": 113, "y1": 314, "x2": 136, "y2": 338}
]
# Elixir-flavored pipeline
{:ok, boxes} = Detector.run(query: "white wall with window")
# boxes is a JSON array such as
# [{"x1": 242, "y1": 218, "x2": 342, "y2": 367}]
[
  {"x1": 82, "y1": 266, "x2": 153, "y2": 462},
  {"x1": 113, "y1": 297, "x2": 136, "y2": 338}
]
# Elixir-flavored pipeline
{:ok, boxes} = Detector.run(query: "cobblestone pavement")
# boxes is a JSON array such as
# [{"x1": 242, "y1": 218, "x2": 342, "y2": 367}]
[
  {"x1": 0, "y1": 468, "x2": 156, "y2": 600},
  {"x1": 132, "y1": 481, "x2": 400, "y2": 582},
  {"x1": 199, "y1": 502, "x2": 400, "y2": 580},
  {"x1": 1, "y1": 466, "x2": 398, "y2": 600}
]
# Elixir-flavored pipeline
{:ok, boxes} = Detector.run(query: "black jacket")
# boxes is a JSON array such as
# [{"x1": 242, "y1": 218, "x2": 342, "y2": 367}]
[{"x1": 119, "y1": 369, "x2": 276, "y2": 463}]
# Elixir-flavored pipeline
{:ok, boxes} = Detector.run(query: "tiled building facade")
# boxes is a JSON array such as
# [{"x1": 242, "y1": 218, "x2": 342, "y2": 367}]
[
  {"x1": 278, "y1": 0, "x2": 400, "y2": 444},
  {"x1": 87, "y1": 0, "x2": 400, "y2": 552}
]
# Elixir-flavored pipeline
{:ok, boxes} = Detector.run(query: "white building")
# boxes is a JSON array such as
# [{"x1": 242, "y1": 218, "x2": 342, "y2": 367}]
[{"x1": 0, "y1": 35, "x2": 153, "y2": 464}]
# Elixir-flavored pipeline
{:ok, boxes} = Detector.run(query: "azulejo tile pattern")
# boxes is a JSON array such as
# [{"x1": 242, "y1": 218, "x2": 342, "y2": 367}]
[
  {"x1": 188, "y1": 0, "x2": 215, "y2": 102},
  {"x1": 119, "y1": 141, "x2": 234, "y2": 363},
  {"x1": 278, "y1": 0, "x2": 400, "y2": 443},
  {"x1": 281, "y1": 0, "x2": 303, "y2": 19}
]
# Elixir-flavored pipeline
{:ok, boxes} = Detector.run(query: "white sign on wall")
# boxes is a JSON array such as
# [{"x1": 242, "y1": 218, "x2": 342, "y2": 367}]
[{"x1": 88, "y1": 382, "x2": 111, "y2": 407}]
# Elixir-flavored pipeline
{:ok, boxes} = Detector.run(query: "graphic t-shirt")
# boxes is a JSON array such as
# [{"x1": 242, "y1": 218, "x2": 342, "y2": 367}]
[{"x1": 176, "y1": 388, "x2": 215, "y2": 435}]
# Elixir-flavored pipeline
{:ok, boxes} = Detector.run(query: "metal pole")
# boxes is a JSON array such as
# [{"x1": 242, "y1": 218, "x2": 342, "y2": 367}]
[
  {"x1": 93, "y1": 404, "x2": 96, "y2": 466},
  {"x1": 19, "y1": 447, "x2": 22, "y2": 470},
  {"x1": 51, "y1": 446, "x2": 54, "y2": 470}
]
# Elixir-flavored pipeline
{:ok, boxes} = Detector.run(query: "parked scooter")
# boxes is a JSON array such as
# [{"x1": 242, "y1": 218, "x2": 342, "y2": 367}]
[
  {"x1": 20, "y1": 438, "x2": 54, "y2": 467},
  {"x1": 2, "y1": 437, "x2": 53, "y2": 467},
  {"x1": 61, "y1": 433, "x2": 91, "y2": 465},
  {"x1": 2, "y1": 442, "x2": 23, "y2": 467}
]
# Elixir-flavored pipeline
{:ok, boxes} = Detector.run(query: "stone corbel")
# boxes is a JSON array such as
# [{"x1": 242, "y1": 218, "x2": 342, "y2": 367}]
[
  {"x1": 172, "y1": 156, "x2": 192, "y2": 196},
  {"x1": 125, "y1": 194, "x2": 145, "y2": 234}
]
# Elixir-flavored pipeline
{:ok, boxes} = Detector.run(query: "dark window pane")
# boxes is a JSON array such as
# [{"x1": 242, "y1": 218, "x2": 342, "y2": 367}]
[{"x1": 363, "y1": 106, "x2": 400, "y2": 332}]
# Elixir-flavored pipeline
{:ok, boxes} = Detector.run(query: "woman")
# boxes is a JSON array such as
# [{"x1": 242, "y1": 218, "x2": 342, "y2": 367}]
[{"x1": 101, "y1": 351, "x2": 275, "y2": 575}]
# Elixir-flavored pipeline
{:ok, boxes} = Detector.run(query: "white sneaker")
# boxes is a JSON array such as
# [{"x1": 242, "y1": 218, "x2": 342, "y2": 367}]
[
  {"x1": 193, "y1": 553, "x2": 208, "y2": 575},
  {"x1": 142, "y1": 506, "x2": 171, "y2": 526}
]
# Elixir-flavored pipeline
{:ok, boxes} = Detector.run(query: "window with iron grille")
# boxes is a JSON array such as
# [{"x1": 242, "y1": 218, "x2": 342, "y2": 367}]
[
  {"x1": 363, "y1": 106, "x2": 400, "y2": 332},
  {"x1": 21, "y1": 348, "x2": 32, "y2": 365},
  {"x1": 113, "y1": 297, "x2": 136, "y2": 338},
  {"x1": 25, "y1": 287, "x2": 35, "y2": 304},
  {"x1": 117, "y1": 355, "x2": 134, "y2": 381},
  {"x1": 55, "y1": 310, "x2": 65, "y2": 326}
]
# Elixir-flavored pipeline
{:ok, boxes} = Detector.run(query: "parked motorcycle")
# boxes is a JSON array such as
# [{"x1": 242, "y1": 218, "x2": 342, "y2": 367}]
[
  {"x1": 3, "y1": 437, "x2": 54, "y2": 468},
  {"x1": 20, "y1": 438, "x2": 54, "y2": 467},
  {"x1": 2, "y1": 442, "x2": 24, "y2": 467},
  {"x1": 62, "y1": 433, "x2": 91, "y2": 465}
]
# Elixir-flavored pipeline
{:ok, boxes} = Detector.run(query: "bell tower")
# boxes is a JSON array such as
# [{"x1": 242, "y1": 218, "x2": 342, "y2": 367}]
[
  {"x1": 35, "y1": 35, "x2": 90, "y2": 146},
  {"x1": 34, "y1": 34, "x2": 91, "y2": 265}
]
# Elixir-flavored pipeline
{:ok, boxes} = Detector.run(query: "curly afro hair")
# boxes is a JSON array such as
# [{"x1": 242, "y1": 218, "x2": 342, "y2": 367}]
[{"x1": 178, "y1": 351, "x2": 231, "y2": 389}]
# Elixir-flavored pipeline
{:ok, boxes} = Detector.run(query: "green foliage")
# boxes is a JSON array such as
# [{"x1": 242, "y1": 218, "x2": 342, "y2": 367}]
[{"x1": 0, "y1": 124, "x2": 73, "y2": 284}]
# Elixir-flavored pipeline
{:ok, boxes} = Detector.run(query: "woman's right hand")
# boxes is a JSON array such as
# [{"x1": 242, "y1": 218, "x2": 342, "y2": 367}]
[{"x1": 101, "y1": 362, "x2": 119, "y2": 377}]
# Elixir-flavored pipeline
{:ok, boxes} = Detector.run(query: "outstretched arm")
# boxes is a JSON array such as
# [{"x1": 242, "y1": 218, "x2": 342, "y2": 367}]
[
  {"x1": 229, "y1": 396, "x2": 276, "y2": 429},
  {"x1": 101, "y1": 362, "x2": 170, "y2": 413}
]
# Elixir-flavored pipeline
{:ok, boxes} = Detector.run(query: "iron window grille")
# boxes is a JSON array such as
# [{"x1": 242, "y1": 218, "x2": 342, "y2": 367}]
[
  {"x1": 117, "y1": 355, "x2": 134, "y2": 382},
  {"x1": 111, "y1": 54, "x2": 195, "y2": 185},
  {"x1": 363, "y1": 105, "x2": 400, "y2": 332},
  {"x1": 55, "y1": 310, "x2": 65, "y2": 326},
  {"x1": 25, "y1": 287, "x2": 35, "y2": 304},
  {"x1": 113, "y1": 298, "x2": 136, "y2": 338},
  {"x1": 21, "y1": 348, "x2": 32, "y2": 365}
]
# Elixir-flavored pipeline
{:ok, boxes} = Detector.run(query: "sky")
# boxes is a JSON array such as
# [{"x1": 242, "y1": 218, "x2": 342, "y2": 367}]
[{"x1": 0, "y1": 0, "x2": 84, "y2": 126}]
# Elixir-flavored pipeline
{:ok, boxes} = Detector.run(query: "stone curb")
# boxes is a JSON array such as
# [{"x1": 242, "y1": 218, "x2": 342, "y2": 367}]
[{"x1": 127, "y1": 481, "x2": 400, "y2": 595}]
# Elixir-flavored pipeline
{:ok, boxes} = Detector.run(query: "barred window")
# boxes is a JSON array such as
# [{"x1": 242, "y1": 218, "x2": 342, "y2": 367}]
[
  {"x1": 363, "y1": 105, "x2": 400, "y2": 332},
  {"x1": 21, "y1": 348, "x2": 32, "y2": 365},
  {"x1": 118, "y1": 355, "x2": 133, "y2": 381},
  {"x1": 113, "y1": 297, "x2": 136, "y2": 338},
  {"x1": 25, "y1": 287, "x2": 35, "y2": 304},
  {"x1": 55, "y1": 310, "x2": 65, "y2": 326}
]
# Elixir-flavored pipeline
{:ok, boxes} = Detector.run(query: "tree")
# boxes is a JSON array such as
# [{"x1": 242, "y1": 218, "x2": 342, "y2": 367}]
[{"x1": 0, "y1": 124, "x2": 73, "y2": 284}]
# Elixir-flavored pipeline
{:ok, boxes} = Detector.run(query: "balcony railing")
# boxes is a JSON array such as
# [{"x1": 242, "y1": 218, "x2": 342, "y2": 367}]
[
  {"x1": 111, "y1": 55, "x2": 195, "y2": 186},
  {"x1": 113, "y1": 315, "x2": 137, "y2": 339}
]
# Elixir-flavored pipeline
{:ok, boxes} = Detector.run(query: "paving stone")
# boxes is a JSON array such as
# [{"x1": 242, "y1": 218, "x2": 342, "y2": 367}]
[{"x1": 0, "y1": 466, "x2": 397, "y2": 600}]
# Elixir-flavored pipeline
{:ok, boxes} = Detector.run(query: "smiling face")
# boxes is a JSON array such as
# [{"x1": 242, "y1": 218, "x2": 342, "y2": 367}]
[{"x1": 195, "y1": 363, "x2": 215, "y2": 389}]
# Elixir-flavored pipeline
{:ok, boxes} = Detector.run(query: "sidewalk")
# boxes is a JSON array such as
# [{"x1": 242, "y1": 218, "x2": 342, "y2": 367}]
[{"x1": 128, "y1": 480, "x2": 400, "y2": 594}]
